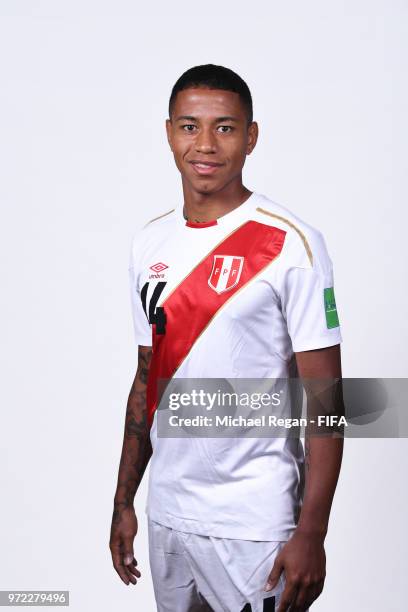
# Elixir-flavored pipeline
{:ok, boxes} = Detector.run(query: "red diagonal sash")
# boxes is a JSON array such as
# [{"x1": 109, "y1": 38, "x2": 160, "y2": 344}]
[{"x1": 146, "y1": 220, "x2": 286, "y2": 427}]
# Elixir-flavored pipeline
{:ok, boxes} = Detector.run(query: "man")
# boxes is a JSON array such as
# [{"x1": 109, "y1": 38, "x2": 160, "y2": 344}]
[{"x1": 110, "y1": 64, "x2": 344, "y2": 612}]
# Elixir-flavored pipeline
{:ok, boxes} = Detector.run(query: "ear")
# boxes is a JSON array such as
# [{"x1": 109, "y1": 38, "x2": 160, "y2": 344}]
[
  {"x1": 165, "y1": 119, "x2": 173, "y2": 152},
  {"x1": 246, "y1": 121, "x2": 259, "y2": 155}
]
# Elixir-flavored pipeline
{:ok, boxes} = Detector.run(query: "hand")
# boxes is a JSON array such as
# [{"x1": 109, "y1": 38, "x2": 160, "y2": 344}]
[
  {"x1": 264, "y1": 530, "x2": 326, "y2": 611},
  {"x1": 109, "y1": 503, "x2": 141, "y2": 585}
]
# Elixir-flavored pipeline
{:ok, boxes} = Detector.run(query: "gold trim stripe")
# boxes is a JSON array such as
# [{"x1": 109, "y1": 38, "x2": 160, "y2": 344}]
[
  {"x1": 144, "y1": 208, "x2": 175, "y2": 227},
  {"x1": 255, "y1": 206, "x2": 313, "y2": 266}
]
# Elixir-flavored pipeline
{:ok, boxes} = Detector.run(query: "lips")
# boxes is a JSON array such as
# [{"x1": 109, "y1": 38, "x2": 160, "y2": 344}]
[{"x1": 189, "y1": 160, "x2": 223, "y2": 176}]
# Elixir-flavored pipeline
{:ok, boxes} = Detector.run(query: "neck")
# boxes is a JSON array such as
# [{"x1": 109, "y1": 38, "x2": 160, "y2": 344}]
[{"x1": 182, "y1": 180, "x2": 252, "y2": 223}]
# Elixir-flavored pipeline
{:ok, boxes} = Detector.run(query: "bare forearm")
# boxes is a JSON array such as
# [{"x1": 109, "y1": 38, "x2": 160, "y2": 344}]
[
  {"x1": 297, "y1": 435, "x2": 344, "y2": 538},
  {"x1": 114, "y1": 347, "x2": 152, "y2": 511},
  {"x1": 294, "y1": 346, "x2": 344, "y2": 539}
]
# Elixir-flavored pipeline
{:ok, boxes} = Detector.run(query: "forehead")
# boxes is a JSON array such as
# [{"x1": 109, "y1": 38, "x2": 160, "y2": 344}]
[{"x1": 172, "y1": 87, "x2": 246, "y2": 119}]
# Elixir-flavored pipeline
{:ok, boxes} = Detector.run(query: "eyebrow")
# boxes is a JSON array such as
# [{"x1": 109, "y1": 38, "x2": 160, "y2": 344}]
[{"x1": 175, "y1": 115, "x2": 238, "y2": 122}]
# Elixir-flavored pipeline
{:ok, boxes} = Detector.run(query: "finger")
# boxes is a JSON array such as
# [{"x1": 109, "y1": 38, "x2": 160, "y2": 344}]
[
  {"x1": 111, "y1": 550, "x2": 131, "y2": 585},
  {"x1": 124, "y1": 565, "x2": 137, "y2": 585},
  {"x1": 265, "y1": 557, "x2": 284, "y2": 591},
  {"x1": 119, "y1": 546, "x2": 138, "y2": 585},
  {"x1": 126, "y1": 557, "x2": 142, "y2": 578},
  {"x1": 127, "y1": 561, "x2": 141, "y2": 578},
  {"x1": 292, "y1": 580, "x2": 324, "y2": 611},
  {"x1": 292, "y1": 584, "x2": 310, "y2": 610},
  {"x1": 122, "y1": 541, "x2": 135, "y2": 566},
  {"x1": 306, "y1": 579, "x2": 325, "y2": 607},
  {"x1": 277, "y1": 583, "x2": 298, "y2": 612}
]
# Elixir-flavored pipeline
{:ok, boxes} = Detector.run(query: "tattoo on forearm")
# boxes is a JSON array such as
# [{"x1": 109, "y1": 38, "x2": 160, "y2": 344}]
[
  {"x1": 138, "y1": 348, "x2": 152, "y2": 385},
  {"x1": 113, "y1": 346, "x2": 152, "y2": 519}
]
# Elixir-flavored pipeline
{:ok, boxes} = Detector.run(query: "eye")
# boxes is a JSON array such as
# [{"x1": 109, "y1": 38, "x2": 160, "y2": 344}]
[
  {"x1": 181, "y1": 124, "x2": 197, "y2": 132},
  {"x1": 217, "y1": 125, "x2": 234, "y2": 133}
]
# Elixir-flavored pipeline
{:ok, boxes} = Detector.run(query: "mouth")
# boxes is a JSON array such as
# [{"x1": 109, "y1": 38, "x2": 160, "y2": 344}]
[{"x1": 189, "y1": 161, "x2": 223, "y2": 176}]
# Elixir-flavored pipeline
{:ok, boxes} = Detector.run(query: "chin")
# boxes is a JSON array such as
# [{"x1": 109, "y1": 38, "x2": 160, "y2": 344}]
[
  {"x1": 195, "y1": 183, "x2": 220, "y2": 195},
  {"x1": 196, "y1": 180, "x2": 212, "y2": 190},
  {"x1": 187, "y1": 178, "x2": 216, "y2": 194}
]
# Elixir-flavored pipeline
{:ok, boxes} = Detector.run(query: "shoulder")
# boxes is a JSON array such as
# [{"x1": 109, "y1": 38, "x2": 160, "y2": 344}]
[
  {"x1": 253, "y1": 193, "x2": 332, "y2": 271},
  {"x1": 143, "y1": 207, "x2": 177, "y2": 229},
  {"x1": 129, "y1": 206, "x2": 177, "y2": 265}
]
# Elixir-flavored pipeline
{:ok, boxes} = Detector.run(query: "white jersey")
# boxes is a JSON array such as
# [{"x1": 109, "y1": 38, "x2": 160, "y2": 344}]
[{"x1": 128, "y1": 191, "x2": 342, "y2": 540}]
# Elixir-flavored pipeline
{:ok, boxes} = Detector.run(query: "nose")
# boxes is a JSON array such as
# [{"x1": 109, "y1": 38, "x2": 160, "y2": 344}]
[{"x1": 195, "y1": 127, "x2": 217, "y2": 153}]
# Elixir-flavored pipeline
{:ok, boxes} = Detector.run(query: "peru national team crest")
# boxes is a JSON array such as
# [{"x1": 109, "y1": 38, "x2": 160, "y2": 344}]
[{"x1": 208, "y1": 255, "x2": 245, "y2": 294}]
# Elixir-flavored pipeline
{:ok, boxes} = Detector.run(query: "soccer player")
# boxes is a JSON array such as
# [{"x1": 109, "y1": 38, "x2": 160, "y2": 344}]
[{"x1": 110, "y1": 64, "x2": 344, "y2": 612}]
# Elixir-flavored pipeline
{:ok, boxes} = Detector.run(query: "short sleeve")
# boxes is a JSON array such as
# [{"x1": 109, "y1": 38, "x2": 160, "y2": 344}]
[
  {"x1": 279, "y1": 230, "x2": 342, "y2": 352},
  {"x1": 128, "y1": 235, "x2": 152, "y2": 347}
]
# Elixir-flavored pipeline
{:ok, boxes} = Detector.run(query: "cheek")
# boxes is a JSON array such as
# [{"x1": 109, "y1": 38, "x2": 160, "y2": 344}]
[
  {"x1": 229, "y1": 147, "x2": 247, "y2": 167},
  {"x1": 226, "y1": 135, "x2": 247, "y2": 157},
  {"x1": 171, "y1": 143, "x2": 189, "y2": 167},
  {"x1": 172, "y1": 132, "x2": 192, "y2": 149}
]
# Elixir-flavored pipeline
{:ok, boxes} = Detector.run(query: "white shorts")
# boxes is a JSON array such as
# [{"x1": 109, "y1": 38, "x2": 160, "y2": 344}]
[{"x1": 148, "y1": 518, "x2": 310, "y2": 612}]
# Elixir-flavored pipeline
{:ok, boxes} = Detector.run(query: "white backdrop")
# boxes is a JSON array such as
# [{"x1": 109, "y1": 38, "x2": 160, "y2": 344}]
[{"x1": 0, "y1": 1, "x2": 407, "y2": 611}]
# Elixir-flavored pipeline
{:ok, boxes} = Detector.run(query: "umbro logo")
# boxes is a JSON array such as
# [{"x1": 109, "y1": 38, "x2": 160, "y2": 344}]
[
  {"x1": 150, "y1": 262, "x2": 168, "y2": 273},
  {"x1": 149, "y1": 262, "x2": 168, "y2": 279}
]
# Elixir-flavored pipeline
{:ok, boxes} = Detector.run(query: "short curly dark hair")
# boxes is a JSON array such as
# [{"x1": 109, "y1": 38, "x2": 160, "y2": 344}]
[{"x1": 168, "y1": 64, "x2": 253, "y2": 125}]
